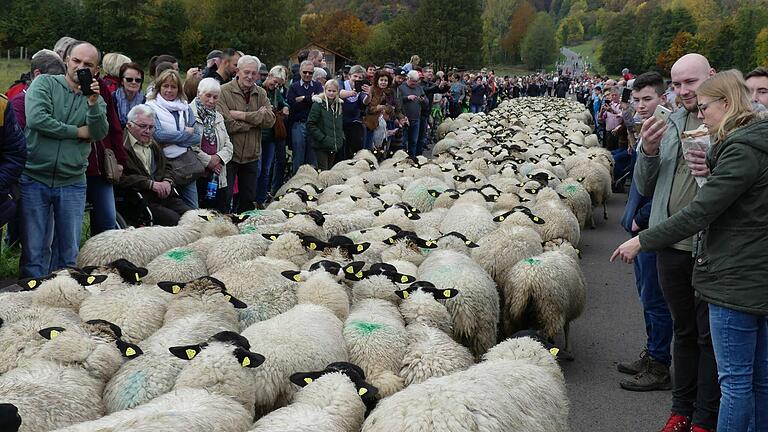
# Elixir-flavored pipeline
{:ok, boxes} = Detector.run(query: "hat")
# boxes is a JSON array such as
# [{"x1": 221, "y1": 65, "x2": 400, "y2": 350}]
[
  {"x1": 383, "y1": 62, "x2": 396, "y2": 69},
  {"x1": 394, "y1": 67, "x2": 406, "y2": 76},
  {"x1": 259, "y1": 63, "x2": 268, "y2": 73},
  {"x1": 207, "y1": 50, "x2": 223, "y2": 61}
]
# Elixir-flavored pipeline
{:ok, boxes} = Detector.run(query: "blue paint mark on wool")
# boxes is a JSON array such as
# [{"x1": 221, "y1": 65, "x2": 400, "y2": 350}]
[{"x1": 118, "y1": 370, "x2": 148, "y2": 410}]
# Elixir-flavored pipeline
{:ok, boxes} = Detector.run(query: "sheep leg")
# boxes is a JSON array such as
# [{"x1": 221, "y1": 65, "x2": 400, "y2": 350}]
[
  {"x1": 564, "y1": 321, "x2": 571, "y2": 351},
  {"x1": 602, "y1": 202, "x2": 608, "y2": 220}
]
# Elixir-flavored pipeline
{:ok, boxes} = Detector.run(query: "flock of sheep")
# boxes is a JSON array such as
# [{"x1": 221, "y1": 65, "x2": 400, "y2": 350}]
[{"x1": 0, "y1": 97, "x2": 615, "y2": 432}]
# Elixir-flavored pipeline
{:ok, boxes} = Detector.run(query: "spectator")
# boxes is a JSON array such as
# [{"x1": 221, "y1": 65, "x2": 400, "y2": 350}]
[
  {"x1": 613, "y1": 69, "x2": 767, "y2": 432},
  {"x1": 101, "y1": 53, "x2": 131, "y2": 94},
  {"x1": 622, "y1": 67, "x2": 634, "y2": 81},
  {"x1": 338, "y1": 65, "x2": 370, "y2": 157},
  {"x1": 10, "y1": 50, "x2": 65, "y2": 130},
  {"x1": 616, "y1": 71, "x2": 673, "y2": 393},
  {"x1": 0, "y1": 92, "x2": 27, "y2": 229},
  {"x1": 403, "y1": 55, "x2": 420, "y2": 73},
  {"x1": 257, "y1": 64, "x2": 269, "y2": 86},
  {"x1": 119, "y1": 104, "x2": 190, "y2": 226},
  {"x1": 201, "y1": 50, "x2": 223, "y2": 78},
  {"x1": 312, "y1": 67, "x2": 328, "y2": 86},
  {"x1": 287, "y1": 60, "x2": 323, "y2": 173},
  {"x1": 487, "y1": 70, "x2": 498, "y2": 110},
  {"x1": 624, "y1": 53, "x2": 719, "y2": 432},
  {"x1": 20, "y1": 41, "x2": 108, "y2": 278},
  {"x1": 112, "y1": 62, "x2": 146, "y2": 128},
  {"x1": 469, "y1": 76, "x2": 486, "y2": 113},
  {"x1": 146, "y1": 69, "x2": 201, "y2": 209},
  {"x1": 307, "y1": 79, "x2": 345, "y2": 170},
  {"x1": 364, "y1": 70, "x2": 395, "y2": 149},
  {"x1": 190, "y1": 78, "x2": 233, "y2": 213},
  {"x1": 182, "y1": 72, "x2": 202, "y2": 104},
  {"x1": 449, "y1": 73, "x2": 465, "y2": 118},
  {"x1": 203, "y1": 48, "x2": 240, "y2": 84},
  {"x1": 366, "y1": 65, "x2": 376, "y2": 82},
  {"x1": 270, "y1": 65, "x2": 291, "y2": 197},
  {"x1": 291, "y1": 49, "x2": 309, "y2": 82},
  {"x1": 600, "y1": 87, "x2": 624, "y2": 150},
  {"x1": 146, "y1": 54, "x2": 178, "y2": 96},
  {"x1": 217, "y1": 55, "x2": 275, "y2": 213},
  {"x1": 52, "y1": 36, "x2": 77, "y2": 61},
  {"x1": 257, "y1": 66, "x2": 289, "y2": 207},
  {"x1": 307, "y1": 49, "x2": 330, "y2": 77},
  {"x1": 745, "y1": 67, "x2": 768, "y2": 109},
  {"x1": 393, "y1": 68, "x2": 407, "y2": 87},
  {"x1": 396, "y1": 70, "x2": 427, "y2": 157}
]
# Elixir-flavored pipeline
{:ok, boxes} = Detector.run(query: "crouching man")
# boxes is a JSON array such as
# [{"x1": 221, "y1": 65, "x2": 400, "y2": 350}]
[{"x1": 119, "y1": 104, "x2": 190, "y2": 226}]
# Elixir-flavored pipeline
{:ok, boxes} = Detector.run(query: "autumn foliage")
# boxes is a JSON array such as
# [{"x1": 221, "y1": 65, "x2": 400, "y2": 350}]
[{"x1": 301, "y1": 11, "x2": 371, "y2": 59}]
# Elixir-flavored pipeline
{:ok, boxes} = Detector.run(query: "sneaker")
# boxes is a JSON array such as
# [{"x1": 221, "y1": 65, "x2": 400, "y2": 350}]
[
  {"x1": 659, "y1": 412, "x2": 691, "y2": 432},
  {"x1": 620, "y1": 359, "x2": 672, "y2": 391},
  {"x1": 617, "y1": 349, "x2": 651, "y2": 375},
  {"x1": 690, "y1": 425, "x2": 715, "y2": 432}
]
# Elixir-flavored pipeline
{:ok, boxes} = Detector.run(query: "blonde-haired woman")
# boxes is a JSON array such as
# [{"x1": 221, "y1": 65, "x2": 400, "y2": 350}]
[
  {"x1": 101, "y1": 52, "x2": 131, "y2": 94},
  {"x1": 612, "y1": 70, "x2": 768, "y2": 432},
  {"x1": 307, "y1": 79, "x2": 344, "y2": 170},
  {"x1": 147, "y1": 69, "x2": 202, "y2": 209}
]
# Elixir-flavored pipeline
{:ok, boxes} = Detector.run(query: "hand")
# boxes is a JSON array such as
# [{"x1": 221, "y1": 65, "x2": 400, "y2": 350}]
[
  {"x1": 631, "y1": 219, "x2": 640, "y2": 233},
  {"x1": 186, "y1": 67, "x2": 201, "y2": 78},
  {"x1": 87, "y1": 79, "x2": 100, "y2": 106},
  {"x1": 77, "y1": 125, "x2": 91, "y2": 140},
  {"x1": 407, "y1": 95, "x2": 418, "y2": 101},
  {"x1": 640, "y1": 117, "x2": 667, "y2": 156},
  {"x1": 611, "y1": 127, "x2": 620, "y2": 136},
  {"x1": 610, "y1": 236, "x2": 642, "y2": 264},
  {"x1": 295, "y1": 96, "x2": 305, "y2": 103},
  {"x1": 361, "y1": 84, "x2": 371, "y2": 93},
  {"x1": 207, "y1": 155, "x2": 221, "y2": 170},
  {"x1": 185, "y1": 126, "x2": 195, "y2": 135},
  {"x1": 257, "y1": 105, "x2": 270, "y2": 113},
  {"x1": 229, "y1": 111, "x2": 246, "y2": 121},
  {"x1": 685, "y1": 149, "x2": 710, "y2": 177},
  {"x1": 116, "y1": 164, "x2": 124, "y2": 178},
  {"x1": 282, "y1": 106, "x2": 289, "y2": 116},
  {"x1": 152, "y1": 180, "x2": 172, "y2": 199}
]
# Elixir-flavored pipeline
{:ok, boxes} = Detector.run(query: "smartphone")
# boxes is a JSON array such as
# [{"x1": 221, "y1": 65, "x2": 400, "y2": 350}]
[
  {"x1": 653, "y1": 105, "x2": 672, "y2": 122},
  {"x1": 76, "y1": 69, "x2": 95, "y2": 96},
  {"x1": 621, "y1": 87, "x2": 632, "y2": 103},
  {"x1": 354, "y1": 80, "x2": 364, "y2": 93}
]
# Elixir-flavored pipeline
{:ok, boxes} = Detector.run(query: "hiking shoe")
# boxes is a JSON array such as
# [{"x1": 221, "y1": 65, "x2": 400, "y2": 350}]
[
  {"x1": 620, "y1": 359, "x2": 672, "y2": 391},
  {"x1": 617, "y1": 349, "x2": 651, "y2": 375},
  {"x1": 659, "y1": 412, "x2": 691, "y2": 432},
  {"x1": 690, "y1": 425, "x2": 715, "y2": 432}
]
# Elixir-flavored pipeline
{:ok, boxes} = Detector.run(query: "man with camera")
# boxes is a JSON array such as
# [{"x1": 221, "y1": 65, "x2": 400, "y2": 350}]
[{"x1": 20, "y1": 41, "x2": 108, "y2": 278}]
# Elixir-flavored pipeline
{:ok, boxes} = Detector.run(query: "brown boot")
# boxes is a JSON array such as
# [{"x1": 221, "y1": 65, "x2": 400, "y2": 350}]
[
  {"x1": 617, "y1": 349, "x2": 650, "y2": 375},
  {"x1": 619, "y1": 358, "x2": 671, "y2": 392}
]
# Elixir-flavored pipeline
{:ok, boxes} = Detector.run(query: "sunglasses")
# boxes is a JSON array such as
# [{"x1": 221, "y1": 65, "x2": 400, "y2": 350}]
[
  {"x1": 301, "y1": 71, "x2": 314, "y2": 75},
  {"x1": 124, "y1": 77, "x2": 143, "y2": 83}
]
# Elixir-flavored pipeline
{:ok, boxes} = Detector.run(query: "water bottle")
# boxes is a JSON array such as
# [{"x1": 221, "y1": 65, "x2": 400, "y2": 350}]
[{"x1": 206, "y1": 173, "x2": 218, "y2": 200}]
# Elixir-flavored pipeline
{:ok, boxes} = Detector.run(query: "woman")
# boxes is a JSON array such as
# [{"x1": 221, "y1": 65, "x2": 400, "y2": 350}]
[
  {"x1": 364, "y1": 70, "x2": 395, "y2": 149},
  {"x1": 101, "y1": 53, "x2": 131, "y2": 94},
  {"x1": 270, "y1": 66, "x2": 291, "y2": 197},
  {"x1": 470, "y1": 76, "x2": 486, "y2": 114},
  {"x1": 313, "y1": 67, "x2": 328, "y2": 86},
  {"x1": 190, "y1": 78, "x2": 233, "y2": 212},
  {"x1": 257, "y1": 66, "x2": 289, "y2": 207},
  {"x1": 112, "y1": 62, "x2": 146, "y2": 128},
  {"x1": 146, "y1": 69, "x2": 202, "y2": 209},
  {"x1": 612, "y1": 70, "x2": 768, "y2": 432},
  {"x1": 307, "y1": 80, "x2": 344, "y2": 170}
]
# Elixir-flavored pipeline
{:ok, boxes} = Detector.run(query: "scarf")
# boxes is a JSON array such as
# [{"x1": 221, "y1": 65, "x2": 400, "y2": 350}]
[
  {"x1": 151, "y1": 95, "x2": 190, "y2": 132},
  {"x1": 195, "y1": 98, "x2": 218, "y2": 143}
]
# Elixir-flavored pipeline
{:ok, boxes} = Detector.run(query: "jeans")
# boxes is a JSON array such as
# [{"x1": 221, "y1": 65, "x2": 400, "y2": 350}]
[
  {"x1": 226, "y1": 159, "x2": 261, "y2": 213},
  {"x1": 291, "y1": 122, "x2": 316, "y2": 174},
  {"x1": 709, "y1": 304, "x2": 768, "y2": 432},
  {"x1": 363, "y1": 127, "x2": 374, "y2": 150},
  {"x1": 634, "y1": 250, "x2": 673, "y2": 366},
  {"x1": 256, "y1": 138, "x2": 276, "y2": 204},
  {"x1": 176, "y1": 181, "x2": 198, "y2": 210},
  {"x1": 19, "y1": 175, "x2": 86, "y2": 278},
  {"x1": 656, "y1": 248, "x2": 720, "y2": 428},
  {"x1": 612, "y1": 148, "x2": 632, "y2": 182},
  {"x1": 86, "y1": 175, "x2": 117, "y2": 235},
  {"x1": 405, "y1": 118, "x2": 421, "y2": 158},
  {"x1": 270, "y1": 139, "x2": 287, "y2": 196},
  {"x1": 470, "y1": 104, "x2": 483, "y2": 113}
]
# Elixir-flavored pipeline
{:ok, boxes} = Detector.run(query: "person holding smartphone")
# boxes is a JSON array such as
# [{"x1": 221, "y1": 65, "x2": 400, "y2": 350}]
[
  {"x1": 20, "y1": 41, "x2": 108, "y2": 278},
  {"x1": 338, "y1": 65, "x2": 370, "y2": 158},
  {"x1": 600, "y1": 87, "x2": 624, "y2": 150}
]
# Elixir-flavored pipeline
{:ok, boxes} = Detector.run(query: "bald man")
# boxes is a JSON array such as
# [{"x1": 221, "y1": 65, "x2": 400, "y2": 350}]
[
  {"x1": 632, "y1": 53, "x2": 719, "y2": 431},
  {"x1": 20, "y1": 41, "x2": 108, "y2": 278}
]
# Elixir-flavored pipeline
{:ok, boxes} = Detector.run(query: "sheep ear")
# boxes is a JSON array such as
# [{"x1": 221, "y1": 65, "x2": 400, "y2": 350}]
[
  {"x1": 524, "y1": 187, "x2": 539, "y2": 194},
  {"x1": 198, "y1": 215, "x2": 215, "y2": 222},
  {"x1": 19, "y1": 274, "x2": 55, "y2": 290},
  {"x1": 413, "y1": 237, "x2": 438, "y2": 249},
  {"x1": 300, "y1": 236, "x2": 327, "y2": 251},
  {"x1": 528, "y1": 213, "x2": 546, "y2": 225},
  {"x1": 38, "y1": 326, "x2": 65, "y2": 340},
  {"x1": 577, "y1": 177, "x2": 585, "y2": 183},
  {"x1": 222, "y1": 292, "x2": 247, "y2": 309},
  {"x1": 350, "y1": 242, "x2": 370, "y2": 255},
  {"x1": 116, "y1": 339, "x2": 143, "y2": 359},
  {"x1": 281, "y1": 210, "x2": 297, "y2": 218},
  {"x1": 157, "y1": 281, "x2": 185, "y2": 294},
  {"x1": 393, "y1": 273, "x2": 417, "y2": 284},
  {"x1": 289, "y1": 371, "x2": 323, "y2": 387},
  {"x1": 169, "y1": 344, "x2": 205, "y2": 360},
  {"x1": 72, "y1": 273, "x2": 108, "y2": 287},
  {"x1": 383, "y1": 235, "x2": 397, "y2": 245},
  {"x1": 356, "y1": 381, "x2": 379, "y2": 400},
  {"x1": 229, "y1": 213, "x2": 250, "y2": 224},
  {"x1": 394, "y1": 288, "x2": 415, "y2": 299},
  {"x1": 281, "y1": 270, "x2": 304, "y2": 282},
  {"x1": 434, "y1": 288, "x2": 459, "y2": 299},
  {"x1": 233, "y1": 347, "x2": 265, "y2": 368},
  {"x1": 369, "y1": 192, "x2": 380, "y2": 198},
  {"x1": 405, "y1": 212, "x2": 420, "y2": 220},
  {"x1": 427, "y1": 189, "x2": 441, "y2": 198},
  {"x1": 261, "y1": 233, "x2": 281, "y2": 241},
  {"x1": 349, "y1": 195, "x2": 359, "y2": 202},
  {"x1": 464, "y1": 240, "x2": 479, "y2": 248},
  {"x1": 493, "y1": 211, "x2": 513, "y2": 223},
  {"x1": 343, "y1": 262, "x2": 366, "y2": 281}
]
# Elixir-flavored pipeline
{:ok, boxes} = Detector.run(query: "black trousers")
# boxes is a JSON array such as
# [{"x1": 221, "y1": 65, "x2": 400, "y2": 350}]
[
  {"x1": 343, "y1": 122, "x2": 364, "y2": 160},
  {"x1": 656, "y1": 248, "x2": 719, "y2": 428},
  {"x1": 225, "y1": 160, "x2": 261, "y2": 213},
  {"x1": 145, "y1": 194, "x2": 190, "y2": 226}
]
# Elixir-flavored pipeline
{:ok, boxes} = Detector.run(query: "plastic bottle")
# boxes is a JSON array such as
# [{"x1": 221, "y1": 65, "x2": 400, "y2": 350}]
[{"x1": 206, "y1": 173, "x2": 218, "y2": 200}]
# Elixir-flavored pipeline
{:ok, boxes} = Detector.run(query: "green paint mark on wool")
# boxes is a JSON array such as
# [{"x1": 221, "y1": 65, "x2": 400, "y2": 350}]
[
  {"x1": 564, "y1": 185, "x2": 578, "y2": 193},
  {"x1": 524, "y1": 258, "x2": 541, "y2": 265},
  {"x1": 349, "y1": 321, "x2": 385, "y2": 335},
  {"x1": 241, "y1": 226, "x2": 257, "y2": 234},
  {"x1": 166, "y1": 249, "x2": 192, "y2": 262},
  {"x1": 241, "y1": 210, "x2": 263, "y2": 217}
]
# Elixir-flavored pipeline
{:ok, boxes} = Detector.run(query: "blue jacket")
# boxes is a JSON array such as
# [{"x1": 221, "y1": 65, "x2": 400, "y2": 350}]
[
  {"x1": 286, "y1": 80, "x2": 323, "y2": 124},
  {"x1": 620, "y1": 180, "x2": 652, "y2": 234},
  {"x1": 0, "y1": 98, "x2": 28, "y2": 226}
]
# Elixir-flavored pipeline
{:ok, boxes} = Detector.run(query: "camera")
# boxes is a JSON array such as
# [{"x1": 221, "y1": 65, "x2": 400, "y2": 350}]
[{"x1": 354, "y1": 79, "x2": 371, "y2": 93}]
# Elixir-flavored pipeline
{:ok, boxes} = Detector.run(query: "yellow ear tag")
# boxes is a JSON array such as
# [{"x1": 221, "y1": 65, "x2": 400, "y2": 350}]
[
  {"x1": 443, "y1": 290, "x2": 452, "y2": 298},
  {"x1": 425, "y1": 241, "x2": 433, "y2": 246},
  {"x1": 549, "y1": 347, "x2": 560, "y2": 357},
  {"x1": 402, "y1": 291, "x2": 409, "y2": 299},
  {"x1": 293, "y1": 274, "x2": 302, "y2": 282},
  {"x1": 49, "y1": 329, "x2": 60, "y2": 339},
  {"x1": 359, "y1": 387, "x2": 368, "y2": 396},
  {"x1": 345, "y1": 266, "x2": 354, "y2": 274},
  {"x1": 86, "y1": 276, "x2": 96, "y2": 284},
  {"x1": 355, "y1": 271, "x2": 364, "y2": 278},
  {"x1": 206, "y1": 215, "x2": 214, "y2": 221},
  {"x1": 356, "y1": 244, "x2": 364, "y2": 252},
  {"x1": 400, "y1": 275, "x2": 409, "y2": 283},
  {"x1": 125, "y1": 347, "x2": 137, "y2": 357},
  {"x1": 304, "y1": 377, "x2": 313, "y2": 384},
  {"x1": 224, "y1": 295, "x2": 232, "y2": 302},
  {"x1": 533, "y1": 217, "x2": 540, "y2": 222},
  {"x1": 27, "y1": 280, "x2": 37, "y2": 289},
  {"x1": 498, "y1": 216, "x2": 505, "y2": 221},
  {"x1": 185, "y1": 349, "x2": 197, "y2": 360},
  {"x1": 309, "y1": 243, "x2": 317, "y2": 250},
  {"x1": 465, "y1": 240, "x2": 472, "y2": 245},
  {"x1": 135, "y1": 273, "x2": 141, "y2": 282},
  {"x1": 241, "y1": 356, "x2": 251, "y2": 367},
  {"x1": 270, "y1": 235, "x2": 277, "y2": 241},
  {"x1": 308, "y1": 195, "x2": 315, "y2": 200},
  {"x1": 172, "y1": 285, "x2": 181, "y2": 294}
]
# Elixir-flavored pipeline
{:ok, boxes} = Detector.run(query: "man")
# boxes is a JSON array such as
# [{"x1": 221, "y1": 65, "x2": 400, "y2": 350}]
[
  {"x1": 338, "y1": 65, "x2": 371, "y2": 159},
  {"x1": 0, "y1": 91, "x2": 27, "y2": 229},
  {"x1": 634, "y1": 53, "x2": 718, "y2": 432},
  {"x1": 204, "y1": 48, "x2": 240, "y2": 84},
  {"x1": 307, "y1": 49, "x2": 330, "y2": 78},
  {"x1": 393, "y1": 68, "x2": 407, "y2": 87},
  {"x1": 745, "y1": 67, "x2": 768, "y2": 108},
  {"x1": 617, "y1": 72, "x2": 674, "y2": 394},
  {"x1": 600, "y1": 87, "x2": 623, "y2": 150},
  {"x1": 217, "y1": 55, "x2": 275, "y2": 213},
  {"x1": 20, "y1": 41, "x2": 108, "y2": 278},
  {"x1": 119, "y1": 104, "x2": 189, "y2": 226},
  {"x1": 11, "y1": 49, "x2": 66, "y2": 129},
  {"x1": 291, "y1": 50, "x2": 309, "y2": 83},
  {"x1": 286, "y1": 60, "x2": 323, "y2": 174},
  {"x1": 200, "y1": 50, "x2": 222, "y2": 79},
  {"x1": 396, "y1": 70, "x2": 427, "y2": 158}
]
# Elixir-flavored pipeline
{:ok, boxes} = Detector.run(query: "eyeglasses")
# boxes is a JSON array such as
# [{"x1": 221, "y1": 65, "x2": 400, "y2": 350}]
[
  {"x1": 124, "y1": 77, "x2": 143, "y2": 83},
  {"x1": 301, "y1": 71, "x2": 314, "y2": 75},
  {"x1": 130, "y1": 122, "x2": 155, "y2": 132},
  {"x1": 697, "y1": 97, "x2": 724, "y2": 114}
]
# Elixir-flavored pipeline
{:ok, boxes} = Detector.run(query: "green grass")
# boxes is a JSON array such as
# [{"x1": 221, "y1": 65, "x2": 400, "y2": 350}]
[
  {"x1": 565, "y1": 39, "x2": 604, "y2": 74},
  {"x1": 0, "y1": 60, "x2": 29, "y2": 94}
]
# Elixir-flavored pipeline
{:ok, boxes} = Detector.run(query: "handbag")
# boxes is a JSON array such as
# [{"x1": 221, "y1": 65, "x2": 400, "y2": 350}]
[
  {"x1": 273, "y1": 110, "x2": 287, "y2": 140},
  {"x1": 102, "y1": 148, "x2": 121, "y2": 184},
  {"x1": 167, "y1": 148, "x2": 206, "y2": 185}
]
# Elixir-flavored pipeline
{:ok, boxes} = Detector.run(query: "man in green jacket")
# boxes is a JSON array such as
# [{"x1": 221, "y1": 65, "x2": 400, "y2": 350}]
[
  {"x1": 20, "y1": 41, "x2": 108, "y2": 278},
  {"x1": 631, "y1": 53, "x2": 719, "y2": 432}
]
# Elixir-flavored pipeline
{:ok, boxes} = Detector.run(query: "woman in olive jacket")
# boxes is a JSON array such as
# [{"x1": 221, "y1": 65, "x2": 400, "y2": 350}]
[
  {"x1": 612, "y1": 70, "x2": 768, "y2": 432},
  {"x1": 307, "y1": 79, "x2": 345, "y2": 170}
]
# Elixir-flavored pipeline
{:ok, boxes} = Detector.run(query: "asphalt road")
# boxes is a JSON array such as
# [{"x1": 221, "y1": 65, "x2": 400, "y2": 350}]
[{"x1": 562, "y1": 191, "x2": 669, "y2": 430}]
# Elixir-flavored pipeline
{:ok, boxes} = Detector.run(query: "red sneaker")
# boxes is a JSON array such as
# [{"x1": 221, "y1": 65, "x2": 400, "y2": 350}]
[
  {"x1": 690, "y1": 425, "x2": 715, "y2": 432},
  {"x1": 660, "y1": 412, "x2": 692, "y2": 432}
]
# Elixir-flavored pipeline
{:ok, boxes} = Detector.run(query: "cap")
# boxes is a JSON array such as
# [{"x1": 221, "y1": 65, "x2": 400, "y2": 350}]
[
  {"x1": 207, "y1": 50, "x2": 223, "y2": 61},
  {"x1": 394, "y1": 67, "x2": 406, "y2": 76},
  {"x1": 259, "y1": 63, "x2": 268, "y2": 73}
]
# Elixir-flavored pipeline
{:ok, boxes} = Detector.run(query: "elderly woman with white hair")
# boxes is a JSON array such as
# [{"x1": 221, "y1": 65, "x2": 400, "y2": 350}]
[
  {"x1": 190, "y1": 77, "x2": 234, "y2": 212},
  {"x1": 313, "y1": 67, "x2": 328, "y2": 86}
]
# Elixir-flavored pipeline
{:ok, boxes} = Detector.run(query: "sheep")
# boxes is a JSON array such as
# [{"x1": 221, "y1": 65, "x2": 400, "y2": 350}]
[
  {"x1": 556, "y1": 179, "x2": 593, "y2": 229},
  {"x1": 567, "y1": 159, "x2": 612, "y2": 220},
  {"x1": 17, "y1": 268, "x2": 107, "y2": 311},
  {"x1": 531, "y1": 187, "x2": 581, "y2": 246},
  {"x1": 438, "y1": 201, "x2": 496, "y2": 243},
  {"x1": 204, "y1": 233, "x2": 272, "y2": 274},
  {"x1": 250, "y1": 362, "x2": 375, "y2": 432},
  {"x1": 361, "y1": 337, "x2": 569, "y2": 432},
  {"x1": 417, "y1": 250, "x2": 499, "y2": 357},
  {"x1": 471, "y1": 214, "x2": 543, "y2": 283}
]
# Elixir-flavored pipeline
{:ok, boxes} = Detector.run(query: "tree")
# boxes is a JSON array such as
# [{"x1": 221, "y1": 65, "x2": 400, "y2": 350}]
[
  {"x1": 355, "y1": 16, "x2": 412, "y2": 65},
  {"x1": 756, "y1": 28, "x2": 768, "y2": 68},
  {"x1": 482, "y1": 0, "x2": 521, "y2": 64},
  {"x1": 731, "y1": 4, "x2": 768, "y2": 71},
  {"x1": 410, "y1": 0, "x2": 484, "y2": 69},
  {"x1": 598, "y1": 11, "x2": 642, "y2": 74},
  {"x1": 520, "y1": 12, "x2": 558, "y2": 70},
  {"x1": 710, "y1": 21, "x2": 738, "y2": 70},
  {"x1": 557, "y1": 15, "x2": 585, "y2": 46},
  {"x1": 500, "y1": 0, "x2": 536, "y2": 63},
  {"x1": 656, "y1": 31, "x2": 706, "y2": 74},
  {"x1": 302, "y1": 11, "x2": 371, "y2": 59}
]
